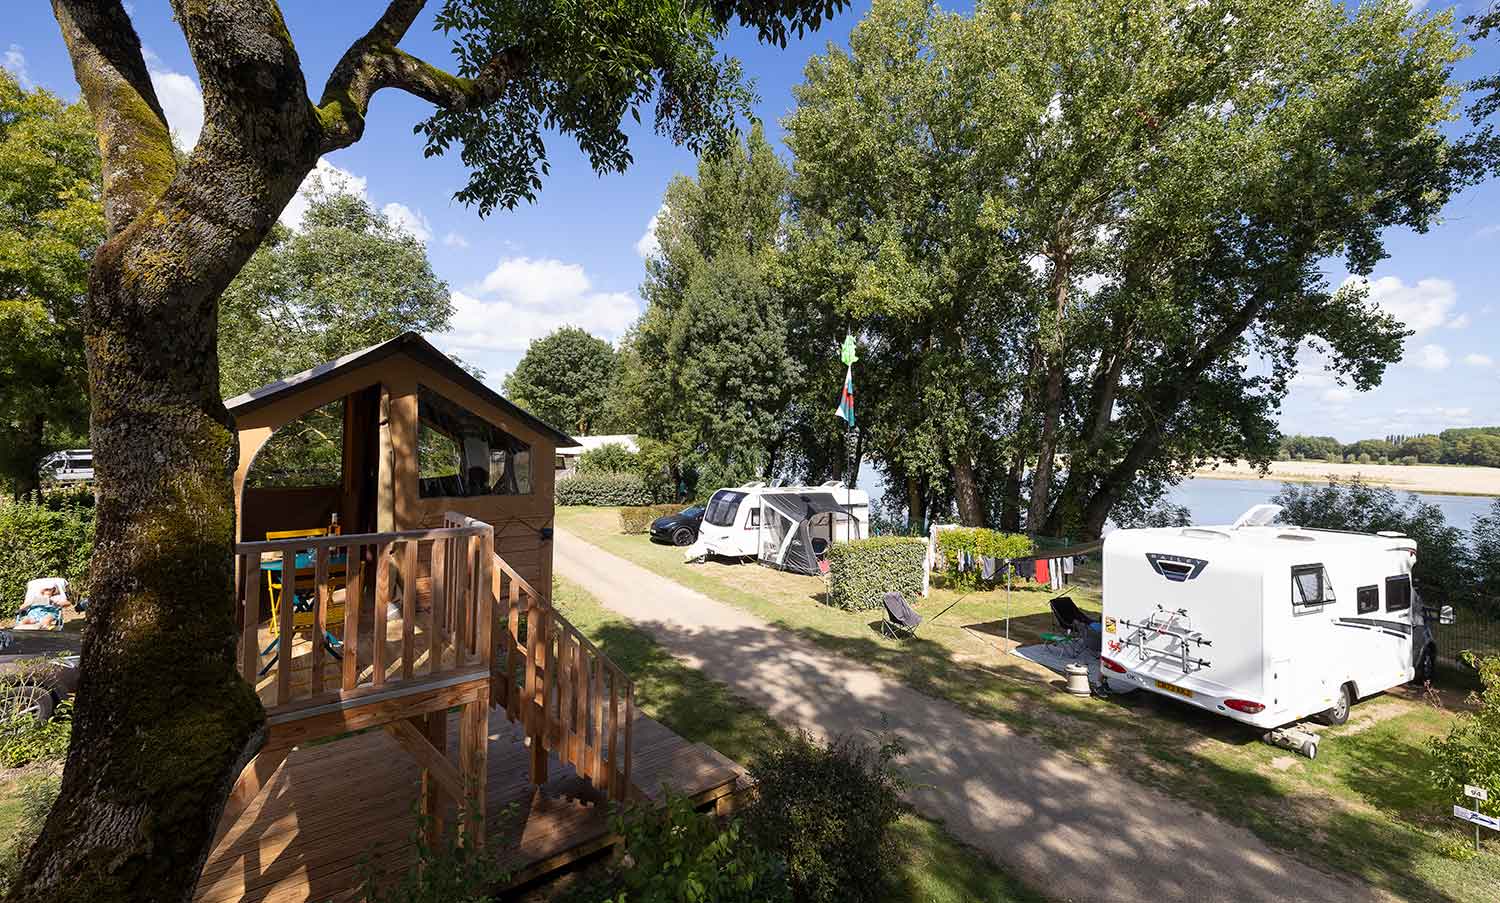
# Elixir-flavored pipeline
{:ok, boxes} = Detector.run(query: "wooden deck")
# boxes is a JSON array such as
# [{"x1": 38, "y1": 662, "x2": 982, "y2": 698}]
[{"x1": 195, "y1": 706, "x2": 744, "y2": 903}]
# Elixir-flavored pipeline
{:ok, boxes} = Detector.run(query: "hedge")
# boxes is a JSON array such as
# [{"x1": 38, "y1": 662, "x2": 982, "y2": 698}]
[
  {"x1": 0, "y1": 492, "x2": 94, "y2": 619},
  {"x1": 555, "y1": 471, "x2": 654, "y2": 506},
  {"x1": 618, "y1": 504, "x2": 685, "y2": 534},
  {"x1": 935, "y1": 527, "x2": 1032, "y2": 589},
  {"x1": 825, "y1": 536, "x2": 927, "y2": 612}
]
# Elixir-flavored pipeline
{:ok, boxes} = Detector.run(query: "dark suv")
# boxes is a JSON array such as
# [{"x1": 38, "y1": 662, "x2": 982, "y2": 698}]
[{"x1": 649, "y1": 506, "x2": 706, "y2": 546}]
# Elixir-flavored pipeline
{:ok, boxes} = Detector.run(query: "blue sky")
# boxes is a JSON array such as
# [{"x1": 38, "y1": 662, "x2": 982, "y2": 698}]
[{"x1": 5, "y1": 1, "x2": 1498, "y2": 443}]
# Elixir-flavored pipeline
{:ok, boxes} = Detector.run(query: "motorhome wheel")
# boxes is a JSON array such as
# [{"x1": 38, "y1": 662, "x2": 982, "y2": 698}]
[{"x1": 1315, "y1": 684, "x2": 1351, "y2": 726}]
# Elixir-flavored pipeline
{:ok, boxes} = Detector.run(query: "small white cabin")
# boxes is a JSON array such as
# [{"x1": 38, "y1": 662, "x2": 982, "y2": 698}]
[
  {"x1": 695, "y1": 481, "x2": 869, "y2": 564},
  {"x1": 1100, "y1": 510, "x2": 1443, "y2": 729}
]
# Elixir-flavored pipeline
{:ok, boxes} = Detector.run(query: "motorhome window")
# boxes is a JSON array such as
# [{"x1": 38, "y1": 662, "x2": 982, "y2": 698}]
[
  {"x1": 704, "y1": 491, "x2": 745, "y2": 527},
  {"x1": 1291, "y1": 564, "x2": 1334, "y2": 606},
  {"x1": 1384, "y1": 575, "x2": 1412, "y2": 613},
  {"x1": 1356, "y1": 585, "x2": 1379, "y2": 615},
  {"x1": 417, "y1": 385, "x2": 532, "y2": 498},
  {"x1": 748, "y1": 509, "x2": 760, "y2": 528}
]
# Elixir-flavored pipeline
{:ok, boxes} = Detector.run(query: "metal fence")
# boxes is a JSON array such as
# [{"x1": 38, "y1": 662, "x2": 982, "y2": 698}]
[{"x1": 1433, "y1": 604, "x2": 1500, "y2": 667}]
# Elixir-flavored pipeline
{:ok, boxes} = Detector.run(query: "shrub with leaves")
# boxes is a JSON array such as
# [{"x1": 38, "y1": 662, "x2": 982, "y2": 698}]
[
  {"x1": 618, "y1": 504, "x2": 686, "y2": 534},
  {"x1": 0, "y1": 698, "x2": 72, "y2": 768},
  {"x1": 825, "y1": 536, "x2": 927, "y2": 611},
  {"x1": 555, "y1": 471, "x2": 654, "y2": 506},
  {"x1": 934, "y1": 528, "x2": 1032, "y2": 589},
  {"x1": 578, "y1": 443, "x2": 640, "y2": 475},
  {"x1": 594, "y1": 794, "x2": 789, "y2": 903},
  {"x1": 1429, "y1": 654, "x2": 1500, "y2": 820},
  {"x1": 742, "y1": 729, "x2": 910, "y2": 903},
  {"x1": 360, "y1": 815, "x2": 508, "y2": 903},
  {"x1": 0, "y1": 493, "x2": 93, "y2": 617}
]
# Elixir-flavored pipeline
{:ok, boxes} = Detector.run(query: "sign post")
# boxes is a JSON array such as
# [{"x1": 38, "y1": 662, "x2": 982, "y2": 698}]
[{"x1": 1460, "y1": 786, "x2": 1493, "y2": 852}]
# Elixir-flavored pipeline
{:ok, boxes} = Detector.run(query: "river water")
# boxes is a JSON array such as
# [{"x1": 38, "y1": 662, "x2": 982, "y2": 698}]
[{"x1": 1169, "y1": 477, "x2": 1495, "y2": 529}]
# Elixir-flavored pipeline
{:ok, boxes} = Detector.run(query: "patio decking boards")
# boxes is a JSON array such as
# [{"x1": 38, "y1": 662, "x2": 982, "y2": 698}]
[{"x1": 194, "y1": 706, "x2": 743, "y2": 903}]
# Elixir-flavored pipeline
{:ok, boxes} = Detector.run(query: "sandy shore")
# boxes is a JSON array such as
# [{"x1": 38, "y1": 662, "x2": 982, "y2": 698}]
[{"x1": 1193, "y1": 459, "x2": 1500, "y2": 497}]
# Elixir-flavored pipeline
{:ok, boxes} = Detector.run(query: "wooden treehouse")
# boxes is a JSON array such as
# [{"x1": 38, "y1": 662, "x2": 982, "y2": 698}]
[{"x1": 197, "y1": 334, "x2": 745, "y2": 902}]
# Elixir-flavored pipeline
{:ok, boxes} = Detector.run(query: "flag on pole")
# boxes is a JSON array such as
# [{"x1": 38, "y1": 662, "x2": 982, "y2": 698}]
[{"x1": 834, "y1": 332, "x2": 857, "y2": 427}]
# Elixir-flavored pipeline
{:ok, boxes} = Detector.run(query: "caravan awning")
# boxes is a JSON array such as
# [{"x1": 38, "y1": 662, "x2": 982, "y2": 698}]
[{"x1": 761, "y1": 492, "x2": 846, "y2": 522}]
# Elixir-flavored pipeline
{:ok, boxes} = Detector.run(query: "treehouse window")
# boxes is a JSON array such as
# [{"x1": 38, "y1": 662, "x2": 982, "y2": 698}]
[
  {"x1": 246, "y1": 398, "x2": 344, "y2": 489},
  {"x1": 417, "y1": 385, "x2": 532, "y2": 498}
]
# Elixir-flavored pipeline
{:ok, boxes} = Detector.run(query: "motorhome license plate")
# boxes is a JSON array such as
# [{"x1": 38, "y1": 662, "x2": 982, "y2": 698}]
[{"x1": 1155, "y1": 679, "x2": 1194, "y2": 698}]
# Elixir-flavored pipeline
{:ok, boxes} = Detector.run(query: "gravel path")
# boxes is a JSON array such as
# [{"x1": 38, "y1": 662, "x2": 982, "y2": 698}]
[{"x1": 555, "y1": 528, "x2": 1397, "y2": 903}]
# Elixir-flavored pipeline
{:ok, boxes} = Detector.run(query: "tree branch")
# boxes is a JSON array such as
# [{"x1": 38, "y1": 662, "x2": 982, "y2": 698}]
[
  {"x1": 318, "y1": 0, "x2": 526, "y2": 152},
  {"x1": 51, "y1": 0, "x2": 176, "y2": 235}
]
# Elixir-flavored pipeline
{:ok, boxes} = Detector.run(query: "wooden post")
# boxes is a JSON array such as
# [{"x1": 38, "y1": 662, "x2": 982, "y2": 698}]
[
  {"x1": 312, "y1": 547, "x2": 329, "y2": 696},
  {"x1": 239, "y1": 554, "x2": 260, "y2": 688},
  {"x1": 416, "y1": 711, "x2": 447, "y2": 847},
  {"x1": 430, "y1": 534, "x2": 447, "y2": 676},
  {"x1": 459, "y1": 685, "x2": 490, "y2": 848},
  {"x1": 276, "y1": 548, "x2": 296, "y2": 705},
  {"x1": 373, "y1": 542, "x2": 390, "y2": 687},
  {"x1": 342, "y1": 544, "x2": 363, "y2": 691},
  {"x1": 506, "y1": 579, "x2": 521, "y2": 716},
  {"x1": 401, "y1": 538, "x2": 418, "y2": 681}
]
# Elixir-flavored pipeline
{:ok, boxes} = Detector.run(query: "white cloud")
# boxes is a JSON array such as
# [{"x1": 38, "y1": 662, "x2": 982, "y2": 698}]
[
  {"x1": 1414, "y1": 343, "x2": 1450, "y2": 370},
  {"x1": 142, "y1": 48, "x2": 203, "y2": 151},
  {"x1": 442, "y1": 231, "x2": 470, "y2": 249},
  {"x1": 1321, "y1": 388, "x2": 1352, "y2": 403},
  {"x1": 1348, "y1": 275, "x2": 1457, "y2": 336},
  {"x1": 279, "y1": 158, "x2": 369, "y2": 230},
  {"x1": 1463, "y1": 353, "x2": 1494, "y2": 368},
  {"x1": 381, "y1": 202, "x2": 431, "y2": 243},
  {"x1": 3, "y1": 44, "x2": 31, "y2": 89},
  {"x1": 437, "y1": 257, "x2": 640, "y2": 373},
  {"x1": 1447, "y1": 313, "x2": 1470, "y2": 329},
  {"x1": 635, "y1": 207, "x2": 664, "y2": 258}
]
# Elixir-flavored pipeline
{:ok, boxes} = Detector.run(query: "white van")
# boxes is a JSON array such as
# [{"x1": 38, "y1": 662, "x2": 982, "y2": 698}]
[
  {"x1": 39, "y1": 449, "x2": 93, "y2": 483},
  {"x1": 1099, "y1": 506, "x2": 1450, "y2": 730},
  {"x1": 695, "y1": 481, "x2": 869, "y2": 560}
]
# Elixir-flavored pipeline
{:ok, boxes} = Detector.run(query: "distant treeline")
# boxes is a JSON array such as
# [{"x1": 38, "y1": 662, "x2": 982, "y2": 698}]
[{"x1": 1278, "y1": 428, "x2": 1500, "y2": 467}]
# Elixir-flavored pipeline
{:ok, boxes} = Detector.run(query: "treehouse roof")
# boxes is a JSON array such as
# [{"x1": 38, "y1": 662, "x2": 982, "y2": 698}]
[{"x1": 224, "y1": 331, "x2": 579, "y2": 448}]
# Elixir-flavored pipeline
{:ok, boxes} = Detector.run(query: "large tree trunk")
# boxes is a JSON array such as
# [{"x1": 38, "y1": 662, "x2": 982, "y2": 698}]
[
  {"x1": 999, "y1": 449, "x2": 1024, "y2": 532},
  {"x1": 906, "y1": 475, "x2": 926, "y2": 533},
  {"x1": 1026, "y1": 252, "x2": 1071, "y2": 533},
  {"x1": 16, "y1": 3, "x2": 324, "y2": 899},
  {"x1": 952, "y1": 448, "x2": 984, "y2": 526}
]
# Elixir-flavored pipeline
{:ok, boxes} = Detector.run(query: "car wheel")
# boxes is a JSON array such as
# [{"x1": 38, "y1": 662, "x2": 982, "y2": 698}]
[
  {"x1": 1411, "y1": 645, "x2": 1436, "y2": 686},
  {"x1": 1, "y1": 683, "x2": 56, "y2": 725},
  {"x1": 1314, "y1": 684, "x2": 1351, "y2": 726},
  {"x1": 672, "y1": 527, "x2": 695, "y2": 546}
]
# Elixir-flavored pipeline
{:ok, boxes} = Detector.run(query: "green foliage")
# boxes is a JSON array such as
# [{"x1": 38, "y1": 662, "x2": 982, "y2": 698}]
[
  {"x1": 505, "y1": 328, "x2": 620, "y2": 436},
  {"x1": 934, "y1": 528, "x2": 1032, "y2": 589},
  {"x1": 593, "y1": 794, "x2": 789, "y2": 903},
  {"x1": 218, "y1": 188, "x2": 453, "y2": 398},
  {"x1": 0, "y1": 494, "x2": 93, "y2": 618},
  {"x1": 618, "y1": 504, "x2": 685, "y2": 534},
  {"x1": 1277, "y1": 435, "x2": 1344, "y2": 461},
  {"x1": 0, "y1": 700, "x2": 72, "y2": 769},
  {"x1": 0, "y1": 70, "x2": 102, "y2": 496},
  {"x1": 0, "y1": 773, "x2": 61, "y2": 894},
  {"x1": 360, "y1": 814, "x2": 508, "y2": 903},
  {"x1": 825, "y1": 536, "x2": 927, "y2": 611},
  {"x1": 555, "y1": 472, "x2": 653, "y2": 506},
  {"x1": 742, "y1": 729, "x2": 910, "y2": 903},
  {"x1": 579, "y1": 442, "x2": 639, "y2": 475},
  {"x1": 1428, "y1": 654, "x2": 1500, "y2": 820}
]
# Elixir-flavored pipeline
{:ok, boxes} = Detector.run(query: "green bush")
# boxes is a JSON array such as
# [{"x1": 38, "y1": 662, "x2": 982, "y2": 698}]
[
  {"x1": 1429, "y1": 654, "x2": 1500, "y2": 821},
  {"x1": 825, "y1": 536, "x2": 927, "y2": 611},
  {"x1": 555, "y1": 471, "x2": 653, "y2": 506},
  {"x1": 618, "y1": 504, "x2": 684, "y2": 534},
  {"x1": 0, "y1": 699, "x2": 72, "y2": 769},
  {"x1": 934, "y1": 527, "x2": 1032, "y2": 589},
  {"x1": 577, "y1": 442, "x2": 639, "y2": 475},
  {"x1": 0, "y1": 494, "x2": 93, "y2": 618},
  {"x1": 590, "y1": 794, "x2": 789, "y2": 903},
  {"x1": 361, "y1": 813, "x2": 508, "y2": 903},
  {"x1": 743, "y1": 729, "x2": 909, "y2": 903}
]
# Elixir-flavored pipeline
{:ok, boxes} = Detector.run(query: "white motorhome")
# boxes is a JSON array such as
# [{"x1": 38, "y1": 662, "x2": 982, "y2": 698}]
[
  {"x1": 39, "y1": 449, "x2": 93, "y2": 483},
  {"x1": 695, "y1": 481, "x2": 869, "y2": 560},
  {"x1": 1099, "y1": 506, "x2": 1449, "y2": 730}
]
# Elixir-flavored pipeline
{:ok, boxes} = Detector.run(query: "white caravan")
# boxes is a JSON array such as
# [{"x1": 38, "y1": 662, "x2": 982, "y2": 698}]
[
  {"x1": 1099, "y1": 506, "x2": 1450, "y2": 730},
  {"x1": 695, "y1": 481, "x2": 869, "y2": 560}
]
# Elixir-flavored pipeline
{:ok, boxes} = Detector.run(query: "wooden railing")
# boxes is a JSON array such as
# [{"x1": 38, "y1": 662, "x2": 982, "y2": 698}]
[
  {"x1": 443, "y1": 514, "x2": 636, "y2": 802},
  {"x1": 235, "y1": 521, "x2": 493, "y2": 712}
]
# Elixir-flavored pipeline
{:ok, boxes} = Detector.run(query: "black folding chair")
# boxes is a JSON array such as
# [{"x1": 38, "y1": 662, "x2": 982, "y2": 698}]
[
  {"x1": 881, "y1": 592, "x2": 924, "y2": 640},
  {"x1": 1049, "y1": 596, "x2": 1101, "y2": 654}
]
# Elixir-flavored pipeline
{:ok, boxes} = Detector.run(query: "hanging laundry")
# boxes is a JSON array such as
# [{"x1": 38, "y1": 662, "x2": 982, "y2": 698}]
[
  {"x1": 1034, "y1": 558, "x2": 1050, "y2": 586},
  {"x1": 1051, "y1": 559, "x2": 1063, "y2": 591},
  {"x1": 981, "y1": 556, "x2": 997, "y2": 581},
  {"x1": 1015, "y1": 559, "x2": 1034, "y2": 581}
]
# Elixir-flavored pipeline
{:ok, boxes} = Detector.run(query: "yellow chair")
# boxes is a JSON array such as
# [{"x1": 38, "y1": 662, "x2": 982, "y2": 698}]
[{"x1": 260, "y1": 527, "x2": 348, "y2": 675}]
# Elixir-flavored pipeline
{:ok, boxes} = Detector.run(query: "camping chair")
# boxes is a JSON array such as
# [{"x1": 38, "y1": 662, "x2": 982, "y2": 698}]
[
  {"x1": 260, "y1": 527, "x2": 348, "y2": 675},
  {"x1": 881, "y1": 592, "x2": 924, "y2": 640},
  {"x1": 1046, "y1": 596, "x2": 1100, "y2": 656}
]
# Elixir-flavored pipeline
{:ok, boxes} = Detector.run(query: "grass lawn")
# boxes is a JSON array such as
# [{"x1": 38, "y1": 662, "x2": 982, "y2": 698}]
[
  {"x1": 553, "y1": 575, "x2": 1046, "y2": 903},
  {"x1": 558, "y1": 505, "x2": 1500, "y2": 903}
]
